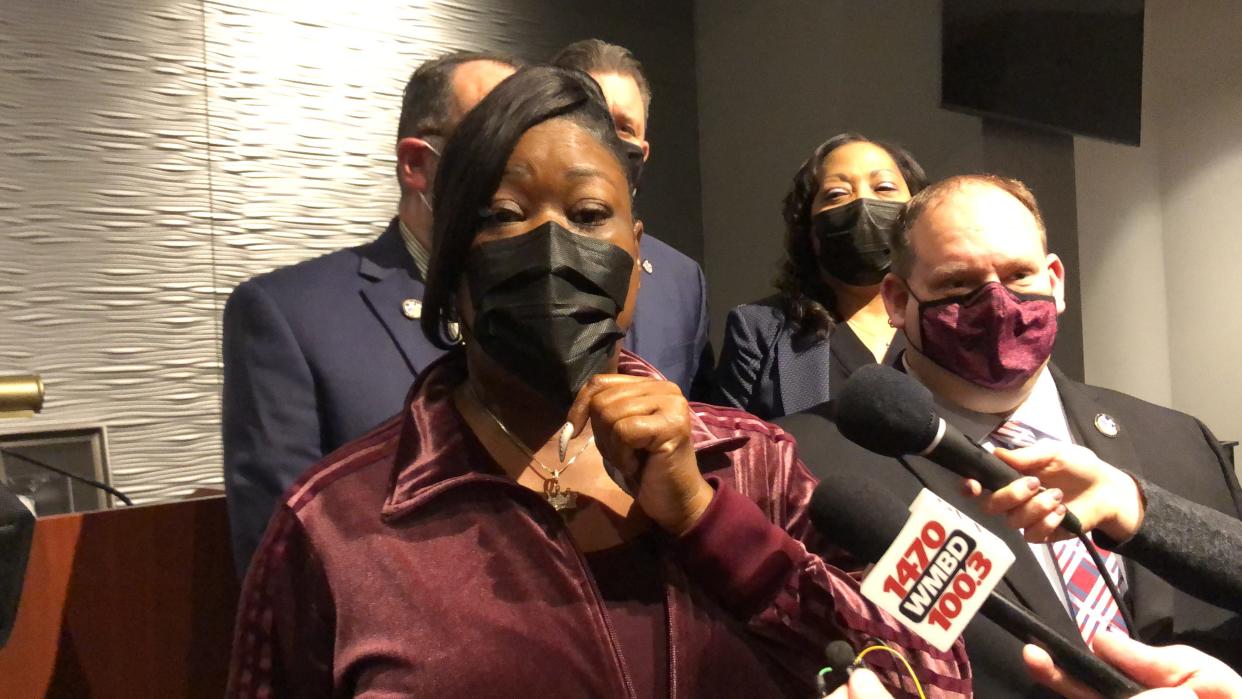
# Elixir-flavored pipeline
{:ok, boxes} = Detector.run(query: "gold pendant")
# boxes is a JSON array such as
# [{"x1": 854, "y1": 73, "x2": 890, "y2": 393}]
[{"x1": 544, "y1": 478, "x2": 578, "y2": 514}]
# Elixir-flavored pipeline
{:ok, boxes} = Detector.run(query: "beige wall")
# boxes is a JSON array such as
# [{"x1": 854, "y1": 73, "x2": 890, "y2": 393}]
[{"x1": 1077, "y1": 1, "x2": 1242, "y2": 443}]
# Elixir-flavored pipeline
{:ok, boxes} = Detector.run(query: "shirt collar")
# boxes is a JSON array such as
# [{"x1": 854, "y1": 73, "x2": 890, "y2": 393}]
[
  {"x1": 380, "y1": 349, "x2": 747, "y2": 521},
  {"x1": 398, "y1": 218, "x2": 431, "y2": 280}
]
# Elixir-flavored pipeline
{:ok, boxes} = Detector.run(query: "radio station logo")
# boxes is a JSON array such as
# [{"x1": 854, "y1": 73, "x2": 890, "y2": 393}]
[{"x1": 879, "y1": 520, "x2": 996, "y2": 632}]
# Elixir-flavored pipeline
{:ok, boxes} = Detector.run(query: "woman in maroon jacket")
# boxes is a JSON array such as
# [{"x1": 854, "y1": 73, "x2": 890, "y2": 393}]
[{"x1": 227, "y1": 66, "x2": 972, "y2": 698}]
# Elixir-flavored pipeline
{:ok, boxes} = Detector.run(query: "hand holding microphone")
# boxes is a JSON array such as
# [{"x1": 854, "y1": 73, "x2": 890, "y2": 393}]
[
  {"x1": 834, "y1": 364, "x2": 1088, "y2": 536},
  {"x1": 962, "y1": 442, "x2": 1146, "y2": 544},
  {"x1": 1025, "y1": 632, "x2": 1242, "y2": 699}
]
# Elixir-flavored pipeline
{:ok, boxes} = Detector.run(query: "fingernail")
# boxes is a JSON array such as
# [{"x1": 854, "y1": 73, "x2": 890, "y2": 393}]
[
  {"x1": 1049, "y1": 489, "x2": 1063, "y2": 502},
  {"x1": 1056, "y1": 505, "x2": 1067, "y2": 515},
  {"x1": 1026, "y1": 477, "x2": 1040, "y2": 491},
  {"x1": 558, "y1": 422, "x2": 572, "y2": 461}
]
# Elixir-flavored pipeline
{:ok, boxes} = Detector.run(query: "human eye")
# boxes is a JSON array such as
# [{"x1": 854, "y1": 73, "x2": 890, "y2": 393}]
[
  {"x1": 480, "y1": 201, "x2": 524, "y2": 226},
  {"x1": 569, "y1": 200, "x2": 614, "y2": 228},
  {"x1": 820, "y1": 185, "x2": 850, "y2": 204}
]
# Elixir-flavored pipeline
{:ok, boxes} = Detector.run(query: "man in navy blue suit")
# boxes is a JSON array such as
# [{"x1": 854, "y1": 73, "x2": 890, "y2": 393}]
[{"x1": 223, "y1": 47, "x2": 712, "y2": 573}]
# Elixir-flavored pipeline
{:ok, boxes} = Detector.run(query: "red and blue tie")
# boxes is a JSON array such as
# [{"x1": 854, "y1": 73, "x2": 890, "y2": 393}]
[{"x1": 989, "y1": 419, "x2": 1129, "y2": 644}]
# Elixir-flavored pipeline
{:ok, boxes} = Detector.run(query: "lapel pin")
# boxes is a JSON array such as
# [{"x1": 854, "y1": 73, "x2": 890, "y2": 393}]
[
  {"x1": 641, "y1": 259, "x2": 654, "y2": 275},
  {"x1": 1094, "y1": 413, "x2": 1119, "y2": 438},
  {"x1": 401, "y1": 298, "x2": 422, "y2": 320}
]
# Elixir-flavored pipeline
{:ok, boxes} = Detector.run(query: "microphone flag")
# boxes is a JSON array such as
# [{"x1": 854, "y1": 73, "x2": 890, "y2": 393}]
[{"x1": 859, "y1": 488, "x2": 1016, "y2": 651}]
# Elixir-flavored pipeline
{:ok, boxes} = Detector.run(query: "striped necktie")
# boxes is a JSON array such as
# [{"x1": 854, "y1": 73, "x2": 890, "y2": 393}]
[{"x1": 989, "y1": 419, "x2": 1130, "y2": 644}]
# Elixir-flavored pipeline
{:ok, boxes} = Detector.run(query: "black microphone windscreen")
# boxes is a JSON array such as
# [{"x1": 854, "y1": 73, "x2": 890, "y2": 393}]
[
  {"x1": 824, "y1": 640, "x2": 857, "y2": 669},
  {"x1": 835, "y1": 364, "x2": 939, "y2": 457},
  {"x1": 809, "y1": 472, "x2": 909, "y2": 565}
]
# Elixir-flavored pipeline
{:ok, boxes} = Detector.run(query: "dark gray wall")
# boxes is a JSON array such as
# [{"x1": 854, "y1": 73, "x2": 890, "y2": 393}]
[
  {"x1": 694, "y1": 1, "x2": 1090, "y2": 382},
  {"x1": 694, "y1": 0, "x2": 984, "y2": 348},
  {"x1": 502, "y1": 0, "x2": 704, "y2": 262}
]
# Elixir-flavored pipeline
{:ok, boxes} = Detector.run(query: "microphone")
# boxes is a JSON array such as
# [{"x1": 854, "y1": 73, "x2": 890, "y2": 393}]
[
  {"x1": 817, "y1": 640, "x2": 858, "y2": 697},
  {"x1": 834, "y1": 364, "x2": 1084, "y2": 535},
  {"x1": 0, "y1": 448, "x2": 133, "y2": 507},
  {"x1": 809, "y1": 477, "x2": 1143, "y2": 699}
]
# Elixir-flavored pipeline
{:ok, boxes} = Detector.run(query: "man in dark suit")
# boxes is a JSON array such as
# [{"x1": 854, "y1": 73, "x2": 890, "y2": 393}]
[
  {"x1": 222, "y1": 51, "x2": 519, "y2": 572},
  {"x1": 779, "y1": 174, "x2": 1242, "y2": 697},
  {"x1": 551, "y1": 39, "x2": 713, "y2": 399}
]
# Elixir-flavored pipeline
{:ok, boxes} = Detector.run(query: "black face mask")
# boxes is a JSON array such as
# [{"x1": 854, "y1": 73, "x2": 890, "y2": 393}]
[
  {"x1": 621, "y1": 141, "x2": 644, "y2": 194},
  {"x1": 811, "y1": 197, "x2": 904, "y2": 286},
  {"x1": 466, "y1": 220, "x2": 634, "y2": 411}
]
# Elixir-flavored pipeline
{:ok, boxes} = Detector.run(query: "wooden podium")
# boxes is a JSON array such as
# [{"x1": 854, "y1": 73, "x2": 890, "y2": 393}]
[{"x1": 0, "y1": 496, "x2": 239, "y2": 698}]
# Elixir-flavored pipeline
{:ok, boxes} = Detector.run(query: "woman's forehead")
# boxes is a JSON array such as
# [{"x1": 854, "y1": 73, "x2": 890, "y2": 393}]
[
  {"x1": 819, "y1": 141, "x2": 898, "y2": 179},
  {"x1": 503, "y1": 119, "x2": 624, "y2": 180}
]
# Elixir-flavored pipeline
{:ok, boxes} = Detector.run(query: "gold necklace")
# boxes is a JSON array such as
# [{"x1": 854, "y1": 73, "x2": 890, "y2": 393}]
[{"x1": 466, "y1": 382, "x2": 594, "y2": 514}]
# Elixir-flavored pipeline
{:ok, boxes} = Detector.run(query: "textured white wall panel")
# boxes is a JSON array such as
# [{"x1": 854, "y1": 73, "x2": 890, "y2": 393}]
[
  {"x1": 2, "y1": 0, "x2": 702, "y2": 505},
  {"x1": 0, "y1": 0, "x2": 218, "y2": 503}
]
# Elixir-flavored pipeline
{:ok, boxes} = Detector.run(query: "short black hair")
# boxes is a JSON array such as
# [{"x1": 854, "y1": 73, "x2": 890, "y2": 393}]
[
  {"x1": 420, "y1": 66, "x2": 633, "y2": 349},
  {"x1": 550, "y1": 39, "x2": 651, "y2": 115},
  {"x1": 774, "y1": 133, "x2": 928, "y2": 339},
  {"x1": 395, "y1": 50, "x2": 519, "y2": 142}
]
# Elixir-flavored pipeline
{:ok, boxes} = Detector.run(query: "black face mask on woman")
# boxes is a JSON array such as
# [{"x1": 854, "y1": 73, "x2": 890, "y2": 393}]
[
  {"x1": 466, "y1": 220, "x2": 635, "y2": 411},
  {"x1": 810, "y1": 197, "x2": 904, "y2": 286}
]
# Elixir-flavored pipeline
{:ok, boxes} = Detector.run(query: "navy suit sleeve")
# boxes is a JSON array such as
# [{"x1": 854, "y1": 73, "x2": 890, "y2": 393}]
[
  {"x1": 712, "y1": 306, "x2": 768, "y2": 412},
  {"x1": 222, "y1": 280, "x2": 322, "y2": 576}
]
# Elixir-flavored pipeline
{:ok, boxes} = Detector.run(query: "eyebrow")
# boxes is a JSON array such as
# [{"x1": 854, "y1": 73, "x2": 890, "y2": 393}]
[
  {"x1": 926, "y1": 256, "x2": 1038, "y2": 281},
  {"x1": 503, "y1": 162, "x2": 533, "y2": 178},
  {"x1": 565, "y1": 164, "x2": 609, "y2": 181},
  {"x1": 927, "y1": 261, "x2": 974, "y2": 280}
]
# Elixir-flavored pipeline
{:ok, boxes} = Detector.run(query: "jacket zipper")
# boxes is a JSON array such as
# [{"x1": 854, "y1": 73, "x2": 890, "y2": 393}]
[
  {"x1": 559, "y1": 523, "x2": 640, "y2": 699},
  {"x1": 663, "y1": 558, "x2": 678, "y2": 699}
]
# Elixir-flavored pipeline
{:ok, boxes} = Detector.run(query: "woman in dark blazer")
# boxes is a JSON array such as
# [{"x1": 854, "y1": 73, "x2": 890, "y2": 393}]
[{"x1": 713, "y1": 134, "x2": 927, "y2": 419}]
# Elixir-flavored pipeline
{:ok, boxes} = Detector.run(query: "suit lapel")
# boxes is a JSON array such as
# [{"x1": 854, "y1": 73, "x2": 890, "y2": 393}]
[
  {"x1": 1050, "y1": 365, "x2": 1172, "y2": 636},
  {"x1": 358, "y1": 219, "x2": 444, "y2": 376},
  {"x1": 897, "y1": 452, "x2": 1088, "y2": 645},
  {"x1": 1050, "y1": 366, "x2": 1144, "y2": 485},
  {"x1": 774, "y1": 327, "x2": 832, "y2": 416}
]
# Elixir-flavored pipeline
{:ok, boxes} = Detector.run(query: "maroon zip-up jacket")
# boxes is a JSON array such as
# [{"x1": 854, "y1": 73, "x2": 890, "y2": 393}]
[{"x1": 228, "y1": 351, "x2": 972, "y2": 698}]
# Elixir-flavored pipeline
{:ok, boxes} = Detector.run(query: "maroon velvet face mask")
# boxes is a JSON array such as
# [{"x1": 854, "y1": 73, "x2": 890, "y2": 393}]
[{"x1": 914, "y1": 281, "x2": 1058, "y2": 390}]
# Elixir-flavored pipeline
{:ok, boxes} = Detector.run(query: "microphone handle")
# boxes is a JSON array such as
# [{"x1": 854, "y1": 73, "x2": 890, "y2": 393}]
[
  {"x1": 926, "y1": 423, "x2": 1084, "y2": 534},
  {"x1": 980, "y1": 593, "x2": 1143, "y2": 698}
]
